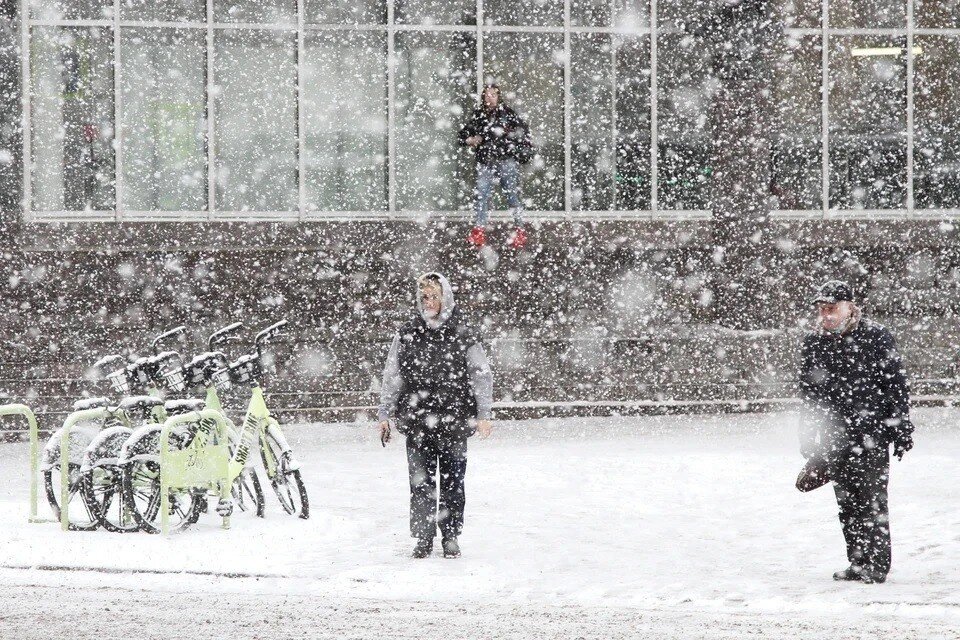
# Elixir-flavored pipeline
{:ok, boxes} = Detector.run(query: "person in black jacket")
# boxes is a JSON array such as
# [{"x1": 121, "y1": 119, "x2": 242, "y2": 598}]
[
  {"x1": 798, "y1": 280, "x2": 914, "y2": 584},
  {"x1": 378, "y1": 272, "x2": 494, "y2": 559},
  {"x1": 458, "y1": 84, "x2": 531, "y2": 249}
]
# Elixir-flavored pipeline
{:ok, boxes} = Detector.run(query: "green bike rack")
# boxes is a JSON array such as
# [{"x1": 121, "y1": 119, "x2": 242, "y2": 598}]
[
  {"x1": 57, "y1": 407, "x2": 113, "y2": 531},
  {"x1": 159, "y1": 409, "x2": 232, "y2": 535},
  {"x1": 0, "y1": 403, "x2": 47, "y2": 524}
]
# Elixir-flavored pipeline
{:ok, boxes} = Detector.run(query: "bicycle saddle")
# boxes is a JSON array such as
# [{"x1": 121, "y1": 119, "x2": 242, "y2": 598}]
[
  {"x1": 119, "y1": 395, "x2": 164, "y2": 412},
  {"x1": 72, "y1": 397, "x2": 110, "y2": 411},
  {"x1": 164, "y1": 399, "x2": 206, "y2": 415}
]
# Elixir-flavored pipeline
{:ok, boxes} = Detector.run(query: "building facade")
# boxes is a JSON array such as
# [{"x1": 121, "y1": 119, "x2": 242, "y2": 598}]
[{"x1": 0, "y1": 0, "x2": 957, "y2": 422}]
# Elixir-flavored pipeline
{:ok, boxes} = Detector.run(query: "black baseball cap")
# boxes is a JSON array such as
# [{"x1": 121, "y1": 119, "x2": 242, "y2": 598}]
[{"x1": 812, "y1": 280, "x2": 854, "y2": 305}]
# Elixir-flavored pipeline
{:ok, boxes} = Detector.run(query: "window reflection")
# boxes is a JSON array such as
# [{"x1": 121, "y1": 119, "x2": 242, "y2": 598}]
[
  {"x1": 304, "y1": 32, "x2": 388, "y2": 211},
  {"x1": 121, "y1": 28, "x2": 206, "y2": 211},
  {"x1": 31, "y1": 27, "x2": 115, "y2": 212},
  {"x1": 829, "y1": 37, "x2": 907, "y2": 209},
  {"x1": 215, "y1": 29, "x2": 298, "y2": 212},
  {"x1": 394, "y1": 31, "x2": 476, "y2": 211}
]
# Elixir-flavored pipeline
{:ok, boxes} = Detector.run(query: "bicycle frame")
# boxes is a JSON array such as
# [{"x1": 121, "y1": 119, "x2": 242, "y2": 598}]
[{"x1": 158, "y1": 409, "x2": 231, "y2": 535}]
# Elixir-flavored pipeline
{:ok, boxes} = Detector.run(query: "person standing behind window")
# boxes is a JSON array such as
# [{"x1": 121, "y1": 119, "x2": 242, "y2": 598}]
[{"x1": 458, "y1": 84, "x2": 532, "y2": 250}]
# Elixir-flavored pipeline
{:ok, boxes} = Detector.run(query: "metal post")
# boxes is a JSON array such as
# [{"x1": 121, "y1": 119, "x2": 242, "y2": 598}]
[
  {"x1": 387, "y1": 0, "x2": 396, "y2": 214},
  {"x1": 297, "y1": 0, "x2": 306, "y2": 220},
  {"x1": 113, "y1": 0, "x2": 122, "y2": 219},
  {"x1": 906, "y1": 0, "x2": 914, "y2": 213},
  {"x1": 563, "y1": 0, "x2": 572, "y2": 216},
  {"x1": 821, "y1": 0, "x2": 830, "y2": 216},
  {"x1": 206, "y1": 0, "x2": 215, "y2": 218},
  {"x1": 20, "y1": 0, "x2": 31, "y2": 221},
  {"x1": 649, "y1": 0, "x2": 658, "y2": 216},
  {"x1": 0, "y1": 404, "x2": 42, "y2": 522}
]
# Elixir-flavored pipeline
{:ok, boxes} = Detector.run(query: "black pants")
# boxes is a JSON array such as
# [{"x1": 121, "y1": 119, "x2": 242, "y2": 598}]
[
  {"x1": 831, "y1": 447, "x2": 891, "y2": 577},
  {"x1": 405, "y1": 430, "x2": 468, "y2": 541}
]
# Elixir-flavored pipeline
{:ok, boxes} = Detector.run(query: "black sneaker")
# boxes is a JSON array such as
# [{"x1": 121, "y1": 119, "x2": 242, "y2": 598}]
[
  {"x1": 833, "y1": 565, "x2": 863, "y2": 581},
  {"x1": 442, "y1": 537, "x2": 461, "y2": 559},
  {"x1": 412, "y1": 538, "x2": 433, "y2": 559}
]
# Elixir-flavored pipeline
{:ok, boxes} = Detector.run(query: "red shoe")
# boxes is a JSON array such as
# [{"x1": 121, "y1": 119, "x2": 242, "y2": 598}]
[
  {"x1": 467, "y1": 226, "x2": 486, "y2": 247},
  {"x1": 507, "y1": 227, "x2": 528, "y2": 249}
]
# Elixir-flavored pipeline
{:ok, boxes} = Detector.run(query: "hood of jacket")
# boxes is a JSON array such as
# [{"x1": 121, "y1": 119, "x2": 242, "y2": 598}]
[{"x1": 415, "y1": 271, "x2": 456, "y2": 329}]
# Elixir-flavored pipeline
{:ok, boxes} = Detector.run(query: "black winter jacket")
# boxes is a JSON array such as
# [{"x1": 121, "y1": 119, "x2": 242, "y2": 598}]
[
  {"x1": 458, "y1": 105, "x2": 531, "y2": 165},
  {"x1": 396, "y1": 306, "x2": 480, "y2": 435},
  {"x1": 798, "y1": 319, "x2": 913, "y2": 459}
]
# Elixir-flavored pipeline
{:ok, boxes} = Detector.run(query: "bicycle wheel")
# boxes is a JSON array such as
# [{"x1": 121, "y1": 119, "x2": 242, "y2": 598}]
[
  {"x1": 43, "y1": 463, "x2": 99, "y2": 531},
  {"x1": 260, "y1": 431, "x2": 308, "y2": 519},
  {"x1": 122, "y1": 458, "x2": 203, "y2": 534},
  {"x1": 81, "y1": 465, "x2": 140, "y2": 533},
  {"x1": 232, "y1": 469, "x2": 265, "y2": 518}
]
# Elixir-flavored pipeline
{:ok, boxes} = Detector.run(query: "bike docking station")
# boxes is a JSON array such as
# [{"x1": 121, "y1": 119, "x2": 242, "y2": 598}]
[
  {"x1": 158, "y1": 409, "x2": 232, "y2": 535},
  {"x1": 0, "y1": 402, "x2": 48, "y2": 525},
  {"x1": 0, "y1": 320, "x2": 307, "y2": 536}
]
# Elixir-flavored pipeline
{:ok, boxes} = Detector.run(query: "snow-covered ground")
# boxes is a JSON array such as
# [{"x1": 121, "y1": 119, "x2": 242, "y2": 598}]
[{"x1": 1, "y1": 408, "x2": 958, "y2": 639}]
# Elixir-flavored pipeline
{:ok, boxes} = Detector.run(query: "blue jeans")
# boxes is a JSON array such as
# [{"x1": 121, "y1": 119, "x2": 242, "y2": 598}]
[{"x1": 473, "y1": 159, "x2": 524, "y2": 227}]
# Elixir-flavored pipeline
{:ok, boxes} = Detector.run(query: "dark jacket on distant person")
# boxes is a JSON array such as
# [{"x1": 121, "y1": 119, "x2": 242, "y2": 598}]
[{"x1": 458, "y1": 104, "x2": 531, "y2": 165}]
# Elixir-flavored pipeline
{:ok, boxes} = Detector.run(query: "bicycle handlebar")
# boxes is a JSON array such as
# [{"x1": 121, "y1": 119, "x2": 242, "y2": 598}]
[
  {"x1": 208, "y1": 322, "x2": 244, "y2": 350},
  {"x1": 255, "y1": 320, "x2": 288, "y2": 351},
  {"x1": 151, "y1": 325, "x2": 186, "y2": 354}
]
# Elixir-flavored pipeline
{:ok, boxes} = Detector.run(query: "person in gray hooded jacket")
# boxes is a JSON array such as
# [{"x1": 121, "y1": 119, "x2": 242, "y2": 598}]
[{"x1": 378, "y1": 272, "x2": 493, "y2": 559}]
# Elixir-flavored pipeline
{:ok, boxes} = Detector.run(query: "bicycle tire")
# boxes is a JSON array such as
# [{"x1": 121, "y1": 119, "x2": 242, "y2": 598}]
[
  {"x1": 81, "y1": 465, "x2": 140, "y2": 533},
  {"x1": 232, "y1": 469, "x2": 265, "y2": 518},
  {"x1": 260, "y1": 431, "x2": 308, "y2": 519},
  {"x1": 121, "y1": 459, "x2": 203, "y2": 534},
  {"x1": 43, "y1": 464, "x2": 99, "y2": 531}
]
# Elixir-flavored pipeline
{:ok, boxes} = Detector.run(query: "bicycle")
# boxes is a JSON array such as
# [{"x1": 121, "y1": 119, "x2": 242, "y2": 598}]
[
  {"x1": 213, "y1": 320, "x2": 309, "y2": 519},
  {"x1": 160, "y1": 321, "x2": 265, "y2": 519},
  {"x1": 42, "y1": 327, "x2": 184, "y2": 531}
]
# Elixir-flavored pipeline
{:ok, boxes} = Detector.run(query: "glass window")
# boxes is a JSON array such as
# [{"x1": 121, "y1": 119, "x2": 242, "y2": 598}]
[
  {"x1": 573, "y1": 0, "x2": 649, "y2": 27},
  {"x1": 657, "y1": 33, "x2": 711, "y2": 210},
  {"x1": 214, "y1": 30, "x2": 297, "y2": 212},
  {"x1": 915, "y1": 36, "x2": 960, "y2": 209},
  {"x1": 31, "y1": 27, "x2": 115, "y2": 212},
  {"x1": 29, "y1": 0, "x2": 110, "y2": 20},
  {"x1": 776, "y1": 0, "x2": 821, "y2": 28},
  {"x1": 771, "y1": 36, "x2": 821, "y2": 210},
  {"x1": 484, "y1": 32, "x2": 565, "y2": 212},
  {"x1": 121, "y1": 29, "x2": 206, "y2": 212},
  {"x1": 214, "y1": 0, "x2": 295, "y2": 24},
  {"x1": 394, "y1": 31, "x2": 476, "y2": 211},
  {"x1": 917, "y1": 0, "x2": 960, "y2": 31},
  {"x1": 395, "y1": 0, "x2": 474, "y2": 25},
  {"x1": 305, "y1": 0, "x2": 385, "y2": 24},
  {"x1": 484, "y1": 0, "x2": 562, "y2": 27},
  {"x1": 304, "y1": 31, "x2": 387, "y2": 212},
  {"x1": 571, "y1": 33, "x2": 651, "y2": 212},
  {"x1": 614, "y1": 35, "x2": 650, "y2": 211},
  {"x1": 120, "y1": 0, "x2": 204, "y2": 21},
  {"x1": 571, "y1": 33, "x2": 614, "y2": 211},
  {"x1": 830, "y1": 0, "x2": 905, "y2": 28},
  {"x1": 829, "y1": 37, "x2": 906, "y2": 210}
]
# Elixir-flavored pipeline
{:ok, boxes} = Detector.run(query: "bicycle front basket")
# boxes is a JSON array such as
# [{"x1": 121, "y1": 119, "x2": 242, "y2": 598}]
[
  {"x1": 162, "y1": 366, "x2": 188, "y2": 393},
  {"x1": 212, "y1": 367, "x2": 232, "y2": 391},
  {"x1": 107, "y1": 369, "x2": 131, "y2": 394}
]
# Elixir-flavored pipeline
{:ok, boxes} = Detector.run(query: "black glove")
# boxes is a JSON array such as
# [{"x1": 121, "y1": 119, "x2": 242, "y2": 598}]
[{"x1": 894, "y1": 434, "x2": 914, "y2": 461}]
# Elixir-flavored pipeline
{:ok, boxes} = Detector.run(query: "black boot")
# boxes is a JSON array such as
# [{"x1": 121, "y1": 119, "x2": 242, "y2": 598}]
[
  {"x1": 412, "y1": 537, "x2": 433, "y2": 559},
  {"x1": 833, "y1": 565, "x2": 863, "y2": 581},
  {"x1": 442, "y1": 537, "x2": 461, "y2": 559},
  {"x1": 860, "y1": 569, "x2": 887, "y2": 584}
]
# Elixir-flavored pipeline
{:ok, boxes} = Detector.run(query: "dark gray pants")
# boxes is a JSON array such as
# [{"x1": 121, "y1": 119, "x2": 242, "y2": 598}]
[
  {"x1": 405, "y1": 430, "x2": 468, "y2": 541},
  {"x1": 831, "y1": 447, "x2": 892, "y2": 578}
]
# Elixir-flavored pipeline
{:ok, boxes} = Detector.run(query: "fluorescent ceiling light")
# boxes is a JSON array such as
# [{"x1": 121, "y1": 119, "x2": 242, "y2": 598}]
[{"x1": 851, "y1": 46, "x2": 923, "y2": 57}]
